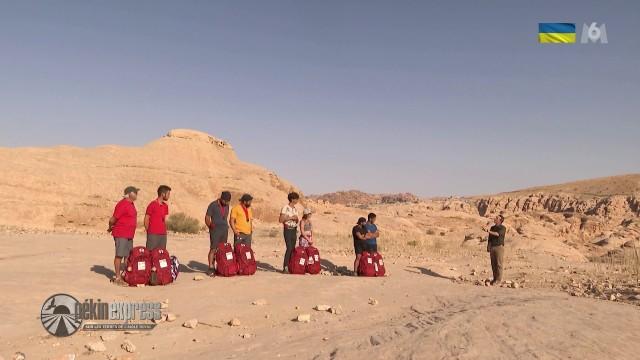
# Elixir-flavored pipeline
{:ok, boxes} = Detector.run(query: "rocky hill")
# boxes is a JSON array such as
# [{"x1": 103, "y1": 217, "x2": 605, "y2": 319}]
[
  {"x1": 470, "y1": 175, "x2": 640, "y2": 255},
  {"x1": 0, "y1": 129, "x2": 298, "y2": 231},
  {"x1": 309, "y1": 190, "x2": 420, "y2": 207}
]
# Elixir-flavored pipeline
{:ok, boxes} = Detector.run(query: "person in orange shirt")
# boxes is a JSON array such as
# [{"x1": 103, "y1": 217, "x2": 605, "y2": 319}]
[{"x1": 230, "y1": 194, "x2": 253, "y2": 246}]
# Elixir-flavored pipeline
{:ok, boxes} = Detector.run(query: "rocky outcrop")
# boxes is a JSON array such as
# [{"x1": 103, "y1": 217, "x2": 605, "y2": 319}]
[
  {"x1": 310, "y1": 191, "x2": 419, "y2": 206},
  {"x1": 441, "y1": 198, "x2": 477, "y2": 214},
  {"x1": 476, "y1": 193, "x2": 639, "y2": 218},
  {"x1": 166, "y1": 129, "x2": 233, "y2": 149}
]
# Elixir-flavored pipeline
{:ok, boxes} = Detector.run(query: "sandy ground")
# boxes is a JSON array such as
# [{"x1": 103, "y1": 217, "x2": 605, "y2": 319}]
[{"x1": 1, "y1": 232, "x2": 640, "y2": 360}]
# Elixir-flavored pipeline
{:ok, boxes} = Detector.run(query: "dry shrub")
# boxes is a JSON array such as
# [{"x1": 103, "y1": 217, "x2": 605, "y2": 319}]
[{"x1": 166, "y1": 212, "x2": 200, "y2": 234}]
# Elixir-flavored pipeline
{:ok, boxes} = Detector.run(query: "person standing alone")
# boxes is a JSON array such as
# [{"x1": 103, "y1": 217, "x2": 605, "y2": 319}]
[
  {"x1": 483, "y1": 214, "x2": 506, "y2": 285},
  {"x1": 205, "y1": 191, "x2": 231, "y2": 276},
  {"x1": 145, "y1": 185, "x2": 171, "y2": 250},
  {"x1": 279, "y1": 192, "x2": 300, "y2": 272},
  {"x1": 108, "y1": 186, "x2": 139, "y2": 285}
]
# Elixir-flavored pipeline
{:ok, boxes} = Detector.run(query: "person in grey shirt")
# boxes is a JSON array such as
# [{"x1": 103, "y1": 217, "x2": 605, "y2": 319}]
[{"x1": 205, "y1": 191, "x2": 231, "y2": 276}]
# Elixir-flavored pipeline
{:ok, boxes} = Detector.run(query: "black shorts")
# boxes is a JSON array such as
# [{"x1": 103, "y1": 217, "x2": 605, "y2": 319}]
[
  {"x1": 354, "y1": 241, "x2": 376, "y2": 254},
  {"x1": 354, "y1": 240, "x2": 366, "y2": 255}
]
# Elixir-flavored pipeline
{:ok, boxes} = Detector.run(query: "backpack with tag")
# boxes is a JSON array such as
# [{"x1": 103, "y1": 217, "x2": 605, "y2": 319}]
[
  {"x1": 216, "y1": 242, "x2": 239, "y2": 277},
  {"x1": 288, "y1": 246, "x2": 307, "y2": 275},
  {"x1": 235, "y1": 243, "x2": 257, "y2": 275},
  {"x1": 357, "y1": 251, "x2": 376, "y2": 277},
  {"x1": 149, "y1": 248, "x2": 173, "y2": 285},
  {"x1": 372, "y1": 251, "x2": 386, "y2": 277},
  {"x1": 305, "y1": 246, "x2": 321, "y2": 275},
  {"x1": 124, "y1": 246, "x2": 152, "y2": 286}
]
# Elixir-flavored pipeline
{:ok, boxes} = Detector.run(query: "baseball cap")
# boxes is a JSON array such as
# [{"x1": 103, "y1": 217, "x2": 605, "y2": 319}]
[
  {"x1": 221, "y1": 191, "x2": 232, "y2": 201},
  {"x1": 303, "y1": 208, "x2": 313, "y2": 215},
  {"x1": 124, "y1": 186, "x2": 139, "y2": 195}
]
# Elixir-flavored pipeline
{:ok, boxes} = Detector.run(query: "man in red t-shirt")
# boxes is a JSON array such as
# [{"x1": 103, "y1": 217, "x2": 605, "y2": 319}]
[
  {"x1": 145, "y1": 185, "x2": 171, "y2": 250},
  {"x1": 108, "y1": 186, "x2": 139, "y2": 285}
]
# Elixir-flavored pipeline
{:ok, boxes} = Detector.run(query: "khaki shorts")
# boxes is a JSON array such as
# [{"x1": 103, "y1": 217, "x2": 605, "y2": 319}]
[{"x1": 114, "y1": 237, "x2": 133, "y2": 258}]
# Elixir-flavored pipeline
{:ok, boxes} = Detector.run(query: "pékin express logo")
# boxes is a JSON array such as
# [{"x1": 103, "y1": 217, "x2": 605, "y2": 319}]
[{"x1": 40, "y1": 293, "x2": 161, "y2": 337}]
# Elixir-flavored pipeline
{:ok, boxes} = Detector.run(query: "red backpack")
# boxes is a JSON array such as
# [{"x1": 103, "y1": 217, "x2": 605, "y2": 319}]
[
  {"x1": 216, "y1": 242, "x2": 239, "y2": 277},
  {"x1": 235, "y1": 243, "x2": 257, "y2": 276},
  {"x1": 305, "y1": 246, "x2": 321, "y2": 275},
  {"x1": 124, "y1": 246, "x2": 151, "y2": 286},
  {"x1": 150, "y1": 248, "x2": 173, "y2": 285},
  {"x1": 288, "y1": 246, "x2": 307, "y2": 275},
  {"x1": 372, "y1": 252, "x2": 386, "y2": 277},
  {"x1": 357, "y1": 251, "x2": 376, "y2": 277}
]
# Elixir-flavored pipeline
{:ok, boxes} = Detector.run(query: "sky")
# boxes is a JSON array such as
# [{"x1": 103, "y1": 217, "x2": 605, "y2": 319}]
[{"x1": 0, "y1": 0, "x2": 638, "y2": 197}]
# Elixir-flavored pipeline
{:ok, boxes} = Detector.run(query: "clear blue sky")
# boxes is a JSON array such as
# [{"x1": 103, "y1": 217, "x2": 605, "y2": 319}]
[{"x1": 1, "y1": 1, "x2": 638, "y2": 196}]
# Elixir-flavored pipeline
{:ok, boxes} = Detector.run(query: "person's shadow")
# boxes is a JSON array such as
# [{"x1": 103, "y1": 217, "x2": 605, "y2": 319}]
[
  {"x1": 320, "y1": 259, "x2": 339, "y2": 273},
  {"x1": 90, "y1": 265, "x2": 115, "y2": 280},
  {"x1": 181, "y1": 261, "x2": 209, "y2": 273},
  {"x1": 256, "y1": 261, "x2": 280, "y2": 273},
  {"x1": 405, "y1": 266, "x2": 454, "y2": 280}
]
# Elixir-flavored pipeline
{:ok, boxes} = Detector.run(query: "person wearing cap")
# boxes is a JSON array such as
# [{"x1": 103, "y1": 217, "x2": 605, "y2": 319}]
[
  {"x1": 298, "y1": 208, "x2": 314, "y2": 248},
  {"x1": 108, "y1": 186, "x2": 139, "y2": 285},
  {"x1": 205, "y1": 191, "x2": 232, "y2": 276},
  {"x1": 482, "y1": 214, "x2": 507, "y2": 285},
  {"x1": 145, "y1": 185, "x2": 171, "y2": 250},
  {"x1": 352, "y1": 217, "x2": 368, "y2": 275},
  {"x1": 279, "y1": 192, "x2": 300, "y2": 272},
  {"x1": 230, "y1": 194, "x2": 253, "y2": 246}
]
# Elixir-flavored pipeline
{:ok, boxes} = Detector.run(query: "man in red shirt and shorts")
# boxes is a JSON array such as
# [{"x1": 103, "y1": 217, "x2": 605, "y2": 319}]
[
  {"x1": 108, "y1": 186, "x2": 139, "y2": 285},
  {"x1": 145, "y1": 185, "x2": 171, "y2": 250}
]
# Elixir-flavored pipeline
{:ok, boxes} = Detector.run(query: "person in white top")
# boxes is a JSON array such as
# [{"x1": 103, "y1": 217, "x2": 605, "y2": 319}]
[{"x1": 279, "y1": 192, "x2": 300, "y2": 272}]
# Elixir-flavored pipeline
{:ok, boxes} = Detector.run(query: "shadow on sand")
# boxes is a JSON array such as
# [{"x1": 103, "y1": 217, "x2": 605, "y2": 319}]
[
  {"x1": 257, "y1": 261, "x2": 280, "y2": 273},
  {"x1": 181, "y1": 260, "x2": 209, "y2": 273},
  {"x1": 405, "y1": 266, "x2": 454, "y2": 280},
  {"x1": 90, "y1": 265, "x2": 115, "y2": 280}
]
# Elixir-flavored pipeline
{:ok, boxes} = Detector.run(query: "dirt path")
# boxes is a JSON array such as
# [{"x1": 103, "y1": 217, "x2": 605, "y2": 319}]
[{"x1": 1, "y1": 233, "x2": 639, "y2": 360}]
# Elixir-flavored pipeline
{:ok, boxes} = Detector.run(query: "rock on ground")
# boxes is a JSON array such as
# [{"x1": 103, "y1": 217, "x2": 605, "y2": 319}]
[
  {"x1": 85, "y1": 341, "x2": 107, "y2": 352},
  {"x1": 183, "y1": 319, "x2": 198, "y2": 328},
  {"x1": 121, "y1": 339, "x2": 136, "y2": 353},
  {"x1": 166, "y1": 312, "x2": 177, "y2": 322}
]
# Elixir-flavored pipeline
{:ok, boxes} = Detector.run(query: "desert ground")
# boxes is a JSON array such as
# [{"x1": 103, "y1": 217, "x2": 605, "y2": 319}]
[
  {"x1": 1, "y1": 130, "x2": 639, "y2": 359},
  {"x1": 1, "y1": 226, "x2": 639, "y2": 360}
]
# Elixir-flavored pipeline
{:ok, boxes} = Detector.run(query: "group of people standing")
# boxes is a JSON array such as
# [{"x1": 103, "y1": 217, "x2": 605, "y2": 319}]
[
  {"x1": 204, "y1": 191, "x2": 254, "y2": 275},
  {"x1": 107, "y1": 186, "x2": 506, "y2": 285},
  {"x1": 108, "y1": 185, "x2": 171, "y2": 286}
]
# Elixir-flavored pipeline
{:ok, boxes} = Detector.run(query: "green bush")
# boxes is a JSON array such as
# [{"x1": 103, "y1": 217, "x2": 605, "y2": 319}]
[{"x1": 166, "y1": 212, "x2": 200, "y2": 234}]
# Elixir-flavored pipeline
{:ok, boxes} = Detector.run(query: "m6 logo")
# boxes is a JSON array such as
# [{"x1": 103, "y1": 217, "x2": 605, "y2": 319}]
[{"x1": 581, "y1": 22, "x2": 608, "y2": 44}]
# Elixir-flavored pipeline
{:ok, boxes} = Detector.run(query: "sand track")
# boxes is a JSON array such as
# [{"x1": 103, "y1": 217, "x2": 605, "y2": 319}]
[{"x1": 1, "y1": 232, "x2": 639, "y2": 360}]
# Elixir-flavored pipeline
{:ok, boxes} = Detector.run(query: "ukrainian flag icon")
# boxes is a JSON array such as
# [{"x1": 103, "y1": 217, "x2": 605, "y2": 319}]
[{"x1": 538, "y1": 23, "x2": 576, "y2": 43}]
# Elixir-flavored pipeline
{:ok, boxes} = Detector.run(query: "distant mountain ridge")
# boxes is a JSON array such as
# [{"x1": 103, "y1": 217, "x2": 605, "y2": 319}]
[{"x1": 309, "y1": 190, "x2": 420, "y2": 206}]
